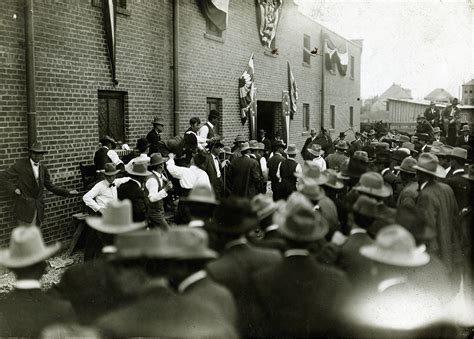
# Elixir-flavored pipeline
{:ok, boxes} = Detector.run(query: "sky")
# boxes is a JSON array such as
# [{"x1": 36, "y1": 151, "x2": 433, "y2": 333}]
[{"x1": 295, "y1": 0, "x2": 473, "y2": 100}]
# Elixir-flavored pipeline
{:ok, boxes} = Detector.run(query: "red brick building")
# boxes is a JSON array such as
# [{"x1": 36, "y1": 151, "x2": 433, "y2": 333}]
[{"x1": 0, "y1": 0, "x2": 361, "y2": 245}]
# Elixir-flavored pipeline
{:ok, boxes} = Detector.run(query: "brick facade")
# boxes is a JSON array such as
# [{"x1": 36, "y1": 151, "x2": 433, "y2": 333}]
[{"x1": 0, "y1": 0, "x2": 361, "y2": 245}]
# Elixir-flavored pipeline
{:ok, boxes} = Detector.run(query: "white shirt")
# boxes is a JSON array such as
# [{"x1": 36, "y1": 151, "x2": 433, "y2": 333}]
[
  {"x1": 29, "y1": 158, "x2": 39, "y2": 180},
  {"x1": 125, "y1": 154, "x2": 150, "y2": 172},
  {"x1": 260, "y1": 156, "x2": 268, "y2": 181},
  {"x1": 14, "y1": 279, "x2": 41, "y2": 290},
  {"x1": 212, "y1": 154, "x2": 221, "y2": 178},
  {"x1": 197, "y1": 122, "x2": 214, "y2": 146},
  {"x1": 178, "y1": 270, "x2": 207, "y2": 293},
  {"x1": 145, "y1": 170, "x2": 168, "y2": 203},
  {"x1": 103, "y1": 146, "x2": 123, "y2": 166},
  {"x1": 284, "y1": 249, "x2": 310, "y2": 257},
  {"x1": 83, "y1": 177, "x2": 131, "y2": 212},
  {"x1": 166, "y1": 158, "x2": 211, "y2": 189},
  {"x1": 310, "y1": 156, "x2": 327, "y2": 171}
]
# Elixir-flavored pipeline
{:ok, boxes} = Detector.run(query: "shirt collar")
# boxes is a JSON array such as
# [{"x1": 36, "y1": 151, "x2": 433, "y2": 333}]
[
  {"x1": 350, "y1": 228, "x2": 367, "y2": 235},
  {"x1": 207, "y1": 121, "x2": 214, "y2": 128},
  {"x1": 377, "y1": 277, "x2": 408, "y2": 293},
  {"x1": 381, "y1": 168, "x2": 391, "y2": 176},
  {"x1": 189, "y1": 220, "x2": 205, "y2": 228},
  {"x1": 131, "y1": 178, "x2": 142, "y2": 187},
  {"x1": 265, "y1": 224, "x2": 279, "y2": 233},
  {"x1": 452, "y1": 169, "x2": 464, "y2": 175},
  {"x1": 29, "y1": 158, "x2": 39, "y2": 167},
  {"x1": 420, "y1": 181, "x2": 429, "y2": 191},
  {"x1": 225, "y1": 237, "x2": 248, "y2": 250},
  {"x1": 177, "y1": 270, "x2": 207, "y2": 293},
  {"x1": 284, "y1": 249, "x2": 310, "y2": 257},
  {"x1": 14, "y1": 279, "x2": 41, "y2": 290}
]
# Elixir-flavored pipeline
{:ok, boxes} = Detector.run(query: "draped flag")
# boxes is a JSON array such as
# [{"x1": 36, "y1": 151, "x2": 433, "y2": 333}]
[
  {"x1": 288, "y1": 62, "x2": 298, "y2": 120},
  {"x1": 199, "y1": 0, "x2": 229, "y2": 31},
  {"x1": 102, "y1": 0, "x2": 117, "y2": 84},
  {"x1": 324, "y1": 38, "x2": 348, "y2": 76},
  {"x1": 239, "y1": 53, "x2": 256, "y2": 126},
  {"x1": 282, "y1": 90, "x2": 290, "y2": 146}
]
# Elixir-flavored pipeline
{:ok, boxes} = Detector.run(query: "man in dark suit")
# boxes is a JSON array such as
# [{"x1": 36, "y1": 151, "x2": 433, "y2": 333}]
[
  {"x1": 423, "y1": 101, "x2": 440, "y2": 127},
  {"x1": 0, "y1": 226, "x2": 76, "y2": 336},
  {"x1": 455, "y1": 125, "x2": 471, "y2": 147},
  {"x1": 349, "y1": 131, "x2": 366, "y2": 156},
  {"x1": 94, "y1": 135, "x2": 124, "y2": 171},
  {"x1": 446, "y1": 148, "x2": 470, "y2": 212},
  {"x1": 416, "y1": 115, "x2": 434, "y2": 141},
  {"x1": 443, "y1": 98, "x2": 461, "y2": 146},
  {"x1": 206, "y1": 197, "x2": 281, "y2": 337},
  {"x1": 257, "y1": 129, "x2": 272, "y2": 158},
  {"x1": 202, "y1": 140, "x2": 224, "y2": 199},
  {"x1": 252, "y1": 192, "x2": 350, "y2": 337},
  {"x1": 228, "y1": 142, "x2": 264, "y2": 198},
  {"x1": 0, "y1": 141, "x2": 79, "y2": 226},
  {"x1": 146, "y1": 117, "x2": 164, "y2": 155},
  {"x1": 118, "y1": 162, "x2": 150, "y2": 222},
  {"x1": 301, "y1": 128, "x2": 317, "y2": 160},
  {"x1": 267, "y1": 140, "x2": 286, "y2": 201}
]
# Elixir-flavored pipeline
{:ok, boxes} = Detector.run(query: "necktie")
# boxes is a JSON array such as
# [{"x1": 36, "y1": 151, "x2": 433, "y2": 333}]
[
  {"x1": 32, "y1": 162, "x2": 39, "y2": 167},
  {"x1": 109, "y1": 183, "x2": 116, "y2": 188}
]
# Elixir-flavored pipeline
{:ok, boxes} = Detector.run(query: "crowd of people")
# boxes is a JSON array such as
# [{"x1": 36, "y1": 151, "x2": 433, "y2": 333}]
[{"x1": 0, "y1": 108, "x2": 472, "y2": 337}]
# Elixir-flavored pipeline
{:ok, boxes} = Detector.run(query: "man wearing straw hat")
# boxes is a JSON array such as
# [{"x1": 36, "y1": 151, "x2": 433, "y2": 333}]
[
  {"x1": 0, "y1": 141, "x2": 79, "y2": 226},
  {"x1": 413, "y1": 153, "x2": 462, "y2": 282},
  {"x1": 0, "y1": 226, "x2": 76, "y2": 336},
  {"x1": 56, "y1": 199, "x2": 147, "y2": 324}
]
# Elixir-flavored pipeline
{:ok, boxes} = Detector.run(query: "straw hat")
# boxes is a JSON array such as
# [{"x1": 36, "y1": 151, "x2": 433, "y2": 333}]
[
  {"x1": 307, "y1": 144, "x2": 324, "y2": 157},
  {"x1": 126, "y1": 161, "x2": 152, "y2": 177},
  {"x1": 450, "y1": 147, "x2": 467, "y2": 160},
  {"x1": 360, "y1": 224, "x2": 430, "y2": 267},
  {"x1": 239, "y1": 142, "x2": 251, "y2": 152},
  {"x1": 0, "y1": 226, "x2": 60, "y2": 268},
  {"x1": 355, "y1": 172, "x2": 393, "y2": 198},
  {"x1": 249, "y1": 140, "x2": 259, "y2": 150},
  {"x1": 352, "y1": 195, "x2": 383, "y2": 219},
  {"x1": 394, "y1": 156, "x2": 417, "y2": 174},
  {"x1": 275, "y1": 192, "x2": 328, "y2": 242},
  {"x1": 148, "y1": 153, "x2": 168, "y2": 167},
  {"x1": 99, "y1": 163, "x2": 121, "y2": 176},
  {"x1": 286, "y1": 144, "x2": 299, "y2": 155},
  {"x1": 180, "y1": 185, "x2": 218, "y2": 205},
  {"x1": 86, "y1": 199, "x2": 147, "y2": 234},
  {"x1": 220, "y1": 146, "x2": 233, "y2": 155},
  {"x1": 335, "y1": 141, "x2": 349, "y2": 150},
  {"x1": 295, "y1": 161, "x2": 328, "y2": 185},
  {"x1": 412, "y1": 153, "x2": 446, "y2": 178},
  {"x1": 251, "y1": 194, "x2": 281, "y2": 220},
  {"x1": 297, "y1": 179, "x2": 325, "y2": 201},
  {"x1": 323, "y1": 169, "x2": 344, "y2": 189},
  {"x1": 27, "y1": 141, "x2": 48, "y2": 154}
]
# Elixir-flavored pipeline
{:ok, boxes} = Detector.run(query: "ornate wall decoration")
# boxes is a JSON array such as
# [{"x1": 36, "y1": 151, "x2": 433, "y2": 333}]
[{"x1": 257, "y1": 0, "x2": 283, "y2": 48}]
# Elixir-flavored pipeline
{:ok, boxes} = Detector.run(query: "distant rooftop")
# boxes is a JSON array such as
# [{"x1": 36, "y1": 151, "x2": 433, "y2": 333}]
[
  {"x1": 379, "y1": 83, "x2": 412, "y2": 100},
  {"x1": 463, "y1": 79, "x2": 474, "y2": 86},
  {"x1": 424, "y1": 88, "x2": 454, "y2": 102}
]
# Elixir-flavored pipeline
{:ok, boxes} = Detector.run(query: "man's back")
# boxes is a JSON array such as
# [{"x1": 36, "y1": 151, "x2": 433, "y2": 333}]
[
  {"x1": 117, "y1": 180, "x2": 147, "y2": 222},
  {"x1": 229, "y1": 155, "x2": 262, "y2": 197}
]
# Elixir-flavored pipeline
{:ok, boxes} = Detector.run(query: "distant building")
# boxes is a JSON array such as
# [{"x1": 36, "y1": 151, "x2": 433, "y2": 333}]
[
  {"x1": 424, "y1": 88, "x2": 454, "y2": 104},
  {"x1": 462, "y1": 79, "x2": 474, "y2": 106},
  {"x1": 371, "y1": 83, "x2": 412, "y2": 113}
]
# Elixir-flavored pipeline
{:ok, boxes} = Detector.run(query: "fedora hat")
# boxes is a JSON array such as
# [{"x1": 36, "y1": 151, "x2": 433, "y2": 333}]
[
  {"x1": 272, "y1": 140, "x2": 286, "y2": 149},
  {"x1": 220, "y1": 146, "x2": 233, "y2": 155},
  {"x1": 151, "y1": 117, "x2": 164, "y2": 125},
  {"x1": 431, "y1": 140, "x2": 444, "y2": 147},
  {"x1": 275, "y1": 192, "x2": 328, "y2": 242},
  {"x1": 394, "y1": 156, "x2": 417, "y2": 174},
  {"x1": 239, "y1": 142, "x2": 251, "y2": 152},
  {"x1": 27, "y1": 141, "x2": 48, "y2": 154},
  {"x1": 416, "y1": 114, "x2": 424, "y2": 120},
  {"x1": 397, "y1": 135, "x2": 410, "y2": 143},
  {"x1": 355, "y1": 172, "x2": 393, "y2": 198},
  {"x1": 438, "y1": 145, "x2": 453, "y2": 156},
  {"x1": 99, "y1": 135, "x2": 117, "y2": 147},
  {"x1": 353, "y1": 195, "x2": 383, "y2": 219},
  {"x1": 206, "y1": 197, "x2": 258, "y2": 235},
  {"x1": 249, "y1": 140, "x2": 259, "y2": 150},
  {"x1": 0, "y1": 226, "x2": 60, "y2": 268},
  {"x1": 462, "y1": 164, "x2": 474, "y2": 181},
  {"x1": 392, "y1": 148, "x2": 410, "y2": 162},
  {"x1": 100, "y1": 163, "x2": 121, "y2": 176},
  {"x1": 181, "y1": 184, "x2": 218, "y2": 205},
  {"x1": 343, "y1": 153, "x2": 369, "y2": 179},
  {"x1": 416, "y1": 133, "x2": 430, "y2": 142},
  {"x1": 297, "y1": 179, "x2": 325, "y2": 201},
  {"x1": 86, "y1": 199, "x2": 147, "y2": 234},
  {"x1": 295, "y1": 161, "x2": 328, "y2": 185},
  {"x1": 234, "y1": 135, "x2": 247, "y2": 143},
  {"x1": 429, "y1": 146, "x2": 441, "y2": 155},
  {"x1": 360, "y1": 224, "x2": 430, "y2": 267},
  {"x1": 412, "y1": 153, "x2": 446, "y2": 178},
  {"x1": 368, "y1": 129, "x2": 376, "y2": 136},
  {"x1": 323, "y1": 169, "x2": 344, "y2": 189},
  {"x1": 361, "y1": 131, "x2": 368, "y2": 138},
  {"x1": 109, "y1": 229, "x2": 166, "y2": 260},
  {"x1": 433, "y1": 127, "x2": 441, "y2": 134},
  {"x1": 335, "y1": 140, "x2": 349, "y2": 150},
  {"x1": 251, "y1": 194, "x2": 281, "y2": 220},
  {"x1": 352, "y1": 150, "x2": 370, "y2": 163},
  {"x1": 148, "y1": 153, "x2": 168, "y2": 167},
  {"x1": 376, "y1": 142, "x2": 390, "y2": 153},
  {"x1": 126, "y1": 161, "x2": 152, "y2": 177},
  {"x1": 450, "y1": 147, "x2": 467, "y2": 160},
  {"x1": 307, "y1": 143, "x2": 324, "y2": 157},
  {"x1": 286, "y1": 144, "x2": 299, "y2": 155},
  {"x1": 461, "y1": 125, "x2": 470, "y2": 132},
  {"x1": 160, "y1": 228, "x2": 217, "y2": 260},
  {"x1": 401, "y1": 142, "x2": 415, "y2": 152},
  {"x1": 257, "y1": 142, "x2": 266, "y2": 150}
]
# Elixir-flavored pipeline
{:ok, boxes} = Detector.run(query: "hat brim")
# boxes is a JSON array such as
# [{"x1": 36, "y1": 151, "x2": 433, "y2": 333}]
[
  {"x1": 27, "y1": 148, "x2": 48, "y2": 154},
  {"x1": 307, "y1": 149, "x2": 324, "y2": 157},
  {"x1": 295, "y1": 173, "x2": 328, "y2": 186},
  {"x1": 462, "y1": 174, "x2": 474, "y2": 181},
  {"x1": 412, "y1": 164, "x2": 446, "y2": 178},
  {"x1": 394, "y1": 166, "x2": 416, "y2": 174},
  {"x1": 335, "y1": 145, "x2": 349, "y2": 150},
  {"x1": 0, "y1": 242, "x2": 60, "y2": 268},
  {"x1": 86, "y1": 217, "x2": 147, "y2": 234},
  {"x1": 355, "y1": 183, "x2": 392, "y2": 198},
  {"x1": 255, "y1": 202, "x2": 280, "y2": 220},
  {"x1": 240, "y1": 146, "x2": 251, "y2": 152},
  {"x1": 359, "y1": 244, "x2": 430, "y2": 267},
  {"x1": 323, "y1": 180, "x2": 344, "y2": 189},
  {"x1": 148, "y1": 158, "x2": 168, "y2": 167},
  {"x1": 278, "y1": 219, "x2": 329, "y2": 242},
  {"x1": 102, "y1": 170, "x2": 121, "y2": 176},
  {"x1": 205, "y1": 218, "x2": 256, "y2": 235},
  {"x1": 126, "y1": 168, "x2": 152, "y2": 176}
]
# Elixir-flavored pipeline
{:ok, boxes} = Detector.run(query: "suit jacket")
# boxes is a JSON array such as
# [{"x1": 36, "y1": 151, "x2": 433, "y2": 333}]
[
  {"x1": 252, "y1": 255, "x2": 350, "y2": 337},
  {"x1": 259, "y1": 137, "x2": 272, "y2": 157},
  {"x1": 117, "y1": 180, "x2": 148, "y2": 222},
  {"x1": 146, "y1": 128, "x2": 161, "y2": 155},
  {"x1": 349, "y1": 139, "x2": 364, "y2": 156},
  {"x1": 423, "y1": 107, "x2": 440, "y2": 124},
  {"x1": 337, "y1": 231, "x2": 374, "y2": 286},
  {"x1": 0, "y1": 288, "x2": 76, "y2": 337},
  {"x1": 446, "y1": 170, "x2": 470, "y2": 210},
  {"x1": 416, "y1": 181, "x2": 462, "y2": 273},
  {"x1": 455, "y1": 135, "x2": 470, "y2": 147},
  {"x1": 197, "y1": 153, "x2": 223, "y2": 199},
  {"x1": 396, "y1": 181, "x2": 419, "y2": 207},
  {"x1": 0, "y1": 158, "x2": 70, "y2": 223},
  {"x1": 228, "y1": 155, "x2": 264, "y2": 198},
  {"x1": 207, "y1": 242, "x2": 281, "y2": 337},
  {"x1": 97, "y1": 286, "x2": 237, "y2": 338}
]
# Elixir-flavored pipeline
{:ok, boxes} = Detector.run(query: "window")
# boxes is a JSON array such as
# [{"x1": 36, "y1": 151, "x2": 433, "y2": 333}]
[
  {"x1": 350, "y1": 56, "x2": 355, "y2": 78},
  {"x1": 303, "y1": 104, "x2": 310, "y2": 131},
  {"x1": 303, "y1": 34, "x2": 311, "y2": 65},
  {"x1": 98, "y1": 91, "x2": 126, "y2": 143},
  {"x1": 207, "y1": 97, "x2": 222, "y2": 134},
  {"x1": 470, "y1": 90, "x2": 473, "y2": 93},
  {"x1": 349, "y1": 106, "x2": 354, "y2": 126},
  {"x1": 117, "y1": 0, "x2": 127, "y2": 8},
  {"x1": 330, "y1": 105, "x2": 335, "y2": 129},
  {"x1": 386, "y1": 101, "x2": 390, "y2": 111},
  {"x1": 206, "y1": 19, "x2": 222, "y2": 38}
]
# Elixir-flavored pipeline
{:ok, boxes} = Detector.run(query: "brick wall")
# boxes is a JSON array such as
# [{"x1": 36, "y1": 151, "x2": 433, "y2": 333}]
[{"x1": 0, "y1": 0, "x2": 360, "y2": 245}]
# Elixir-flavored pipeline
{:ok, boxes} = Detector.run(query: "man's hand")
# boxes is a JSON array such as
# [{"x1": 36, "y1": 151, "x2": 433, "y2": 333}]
[
  {"x1": 165, "y1": 182, "x2": 173, "y2": 191},
  {"x1": 14, "y1": 188, "x2": 21, "y2": 196},
  {"x1": 69, "y1": 190, "x2": 80, "y2": 196}
]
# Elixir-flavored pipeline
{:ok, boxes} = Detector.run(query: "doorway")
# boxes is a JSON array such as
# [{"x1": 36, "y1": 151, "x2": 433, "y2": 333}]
[{"x1": 257, "y1": 101, "x2": 282, "y2": 141}]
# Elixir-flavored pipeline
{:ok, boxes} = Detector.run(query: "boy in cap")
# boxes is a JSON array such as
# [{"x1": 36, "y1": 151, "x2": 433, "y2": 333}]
[
  {"x1": 0, "y1": 141, "x2": 79, "y2": 226},
  {"x1": 0, "y1": 226, "x2": 76, "y2": 336}
]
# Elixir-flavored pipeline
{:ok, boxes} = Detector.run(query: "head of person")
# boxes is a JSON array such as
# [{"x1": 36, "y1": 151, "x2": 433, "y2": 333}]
[
  {"x1": 208, "y1": 110, "x2": 219, "y2": 126},
  {"x1": 100, "y1": 135, "x2": 117, "y2": 149},
  {"x1": 189, "y1": 117, "x2": 201, "y2": 133},
  {"x1": 449, "y1": 147, "x2": 467, "y2": 170},
  {"x1": 461, "y1": 125, "x2": 470, "y2": 137},
  {"x1": 135, "y1": 138, "x2": 150, "y2": 155},
  {"x1": 452, "y1": 98, "x2": 458, "y2": 106},
  {"x1": 413, "y1": 153, "x2": 445, "y2": 185},
  {"x1": 219, "y1": 146, "x2": 232, "y2": 160},
  {"x1": 208, "y1": 140, "x2": 224, "y2": 157},
  {"x1": 429, "y1": 101, "x2": 435, "y2": 108},
  {"x1": 310, "y1": 128, "x2": 316, "y2": 138},
  {"x1": 27, "y1": 142, "x2": 48, "y2": 163},
  {"x1": 151, "y1": 117, "x2": 165, "y2": 133},
  {"x1": 258, "y1": 129, "x2": 266, "y2": 139},
  {"x1": 251, "y1": 194, "x2": 282, "y2": 230},
  {"x1": 101, "y1": 163, "x2": 121, "y2": 184},
  {"x1": 239, "y1": 142, "x2": 252, "y2": 155},
  {"x1": 354, "y1": 172, "x2": 393, "y2": 202},
  {"x1": 181, "y1": 185, "x2": 218, "y2": 223},
  {"x1": 126, "y1": 161, "x2": 152, "y2": 184},
  {"x1": 286, "y1": 144, "x2": 299, "y2": 159},
  {"x1": 148, "y1": 153, "x2": 168, "y2": 173},
  {"x1": 351, "y1": 195, "x2": 382, "y2": 237}
]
